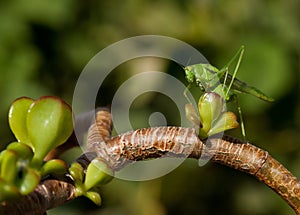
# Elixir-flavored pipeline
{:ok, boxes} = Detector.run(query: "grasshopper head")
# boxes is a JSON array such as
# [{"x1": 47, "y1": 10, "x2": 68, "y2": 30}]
[{"x1": 184, "y1": 66, "x2": 195, "y2": 83}]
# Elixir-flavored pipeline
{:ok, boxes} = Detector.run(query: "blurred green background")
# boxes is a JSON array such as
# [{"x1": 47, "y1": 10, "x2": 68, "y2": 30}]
[{"x1": 1, "y1": 0, "x2": 300, "y2": 214}]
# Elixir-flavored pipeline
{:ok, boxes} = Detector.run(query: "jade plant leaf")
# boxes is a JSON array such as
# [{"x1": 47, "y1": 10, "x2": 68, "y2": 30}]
[
  {"x1": 83, "y1": 158, "x2": 114, "y2": 191},
  {"x1": 198, "y1": 92, "x2": 224, "y2": 134},
  {"x1": 17, "y1": 168, "x2": 40, "y2": 195},
  {"x1": 41, "y1": 159, "x2": 67, "y2": 176},
  {"x1": 85, "y1": 191, "x2": 102, "y2": 205},
  {"x1": 208, "y1": 111, "x2": 239, "y2": 136},
  {"x1": 2, "y1": 96, "x2": 74, "y2": 201},
  {"x1": 26, "y1": 96, "x2": 73, "y2": 165},
  {"x1": 0, "y1": 150, "x2": 18, "y2": 183},
  {"x1": 8, "y1": 97, "x2": 34, "y2": 146},
  {"x1": 69, "y1": 162, "x2": 84, "y2": 184},
  {"x1": 6, "y1": 142, "x2": 33, "y2": 160},
  {"x1": 0, "y1": 179, "x2": 20, "y2": 201},
  {"x1": 185, "y1": 103, "x2": 201, "y2": 128}
]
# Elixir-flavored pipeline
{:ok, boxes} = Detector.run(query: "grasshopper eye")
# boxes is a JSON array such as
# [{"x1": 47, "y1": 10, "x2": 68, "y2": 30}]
[{"x1": 184, "y1": 66, "x2": 197, "y2": 83}]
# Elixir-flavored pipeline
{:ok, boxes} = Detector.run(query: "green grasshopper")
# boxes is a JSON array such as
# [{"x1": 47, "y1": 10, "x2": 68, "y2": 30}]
[{"x1": 184, "y1": 46, "x2": 274, "y2": 139}]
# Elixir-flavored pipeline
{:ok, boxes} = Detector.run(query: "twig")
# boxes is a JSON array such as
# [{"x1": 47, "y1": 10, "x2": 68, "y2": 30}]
[
  {"x1": 0, "y1": 180, "x2": 76, "y2": 215},
  {"x1": 103, "y1": 127, "x2": 300, "y2": 213},
  {"x1": 1, "y1": 109, "x2": 300, "y2": 214}
]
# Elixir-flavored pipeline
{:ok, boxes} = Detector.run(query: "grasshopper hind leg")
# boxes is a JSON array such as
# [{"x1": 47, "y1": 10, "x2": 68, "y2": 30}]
[
  {"x1": 232, "y1": 94, "x2": 247, "y2": 140},
  {"x1": 221, "y1": 46, "x2": 246, "y2": 140}
]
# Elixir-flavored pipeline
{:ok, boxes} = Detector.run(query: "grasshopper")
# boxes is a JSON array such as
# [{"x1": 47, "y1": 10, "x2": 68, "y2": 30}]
[{"x1": 184, "y1": 46, "x2": 274, "y2": 139}]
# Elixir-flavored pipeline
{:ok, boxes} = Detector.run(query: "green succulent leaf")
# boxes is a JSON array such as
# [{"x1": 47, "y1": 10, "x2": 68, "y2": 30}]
[
  {"x1": 0, "y1": 151, "x2": 3, "y2": 163},
  {"x1": 83, "y1": 158, "x2": 114, "y2": 191},
  {"x1": 85, "y1": 191, "x2": 102, "y2": 205},
  {"x1": 41, "y1": 159, "x2": 67, "y2": 176},
  {"x1": 0, "y1": 179, "x2": 20, "y2": 201},
  {"x1": 198, "y1": 128, "x2": 209, "y2": 139},
  {"x1": 6, "y1": 142, "x2": 33, "y2": 160},
  {"x1": 17, "y1": 168, "x2": 40, "y2": 195},
  {"x1": 8, "y1": 97, "x2": 34, "y2": 146},
  {"x1": 26, "y1": 96, "x2": 73, "y2": 165},
  {"x1": 69, "y1": 162, "x2": 84, "y2": 184},
  {"x1": 0, "y1": 150, "x2": 18, "y2": 183},
  {"x1": 74, "y1": 186, "x2": 84, "y2": 197},
  {"x1": 208, "y1": 111, "x2": 239, "y2": 136},
  {"x1": 185, "y1": 103, "x2": 201, "y2": 127},
  {"x1": 198, "y1": 92, "x2": 224, "y2": 134}
]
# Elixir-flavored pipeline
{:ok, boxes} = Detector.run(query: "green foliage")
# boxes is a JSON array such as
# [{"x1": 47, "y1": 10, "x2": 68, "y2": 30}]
[
  {"x1": 40, "y1": 159, "x2": 67, "y2": 176},
  {"x1": 25, "y1": 96, "x2": 73, "y2": 165},
  {"x1": 0, "y1": 96, "x2": 73, "y2": 201},
  {"x1": 69, "y1": 159, "x2": 114, "y2": 205},
  {"x1": 8, "y1": 97, "x2": 34, "y2": 145},
  {"x1": 198, "y1": 92, "x2": 225, "y2": 135},
  {"x1": 185, "y1": 92, "x2": 239, "y2": 139}
]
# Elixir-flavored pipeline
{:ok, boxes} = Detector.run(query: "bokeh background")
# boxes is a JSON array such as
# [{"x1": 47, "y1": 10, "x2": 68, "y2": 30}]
[{"x1": 1, "y1": 0, "x2": 300, "y2": 214}]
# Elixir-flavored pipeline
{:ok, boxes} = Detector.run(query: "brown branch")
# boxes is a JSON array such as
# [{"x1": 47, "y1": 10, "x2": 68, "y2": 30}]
[
  {"x1": 102, "y1": 127, "x2": 300, "y2": 213},
  {"x1": 0, "y1": 180, "x2": 76, "y2": 215},
  {"x1": 2, "y1": 109, "x2": 300, "y2": 214},
  {"x1": 201, "y1": 136, "x2": 300, "y2": 214}
]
